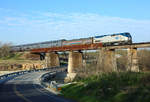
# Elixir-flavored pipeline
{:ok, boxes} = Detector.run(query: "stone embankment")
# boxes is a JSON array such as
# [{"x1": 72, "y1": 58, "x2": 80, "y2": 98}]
[
  {"x1": 22, "y1": 63, "x2": 45, "y2": 70},
  {"x1": 0, "y1": 61, "x2": 46, "y2": 71}
]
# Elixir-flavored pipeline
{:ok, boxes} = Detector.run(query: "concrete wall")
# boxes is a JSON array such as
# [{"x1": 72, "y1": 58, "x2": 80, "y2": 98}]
[
  {"x1": 97, "y1": 48, "x2": 117, "y2": 73},
  {"x1": 127, "y1": 48, "x2": 139, "y2": 72},
  {"x1": 45, "y1": 52, "x2": 60, "y2": 68},
  {"x1": 66, "y1": 51, "x2": 83, "y2": 81},
  {"x1": 68, "y1": 51, "x2": 83, "y2": 73}
]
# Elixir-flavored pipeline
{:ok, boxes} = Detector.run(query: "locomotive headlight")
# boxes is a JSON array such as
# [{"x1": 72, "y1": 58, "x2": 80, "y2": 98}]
[{"x1": 128, "y1": 37, "x2": 131, "y2": 40}]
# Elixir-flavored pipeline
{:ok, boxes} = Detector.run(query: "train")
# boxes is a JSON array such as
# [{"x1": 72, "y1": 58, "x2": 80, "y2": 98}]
[
  {"x1": 94, "y1": 32, "x2": 132, "y2": 46},
  {"x1": 11, "y1": 32, "x2": 132, "y2": 51}
]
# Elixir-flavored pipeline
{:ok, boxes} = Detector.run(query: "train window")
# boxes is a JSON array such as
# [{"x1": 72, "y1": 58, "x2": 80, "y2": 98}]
[
  {"x1": 95, "y1": 40, "x2": 101, "y2": 42},
  {"x1": 111, "y1": 34, "x2": 116, "y2": 36}
]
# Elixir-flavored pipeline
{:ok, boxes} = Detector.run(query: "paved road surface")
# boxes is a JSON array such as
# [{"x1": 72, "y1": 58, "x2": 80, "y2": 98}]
[{"x1": 0, "y1": 71, "x2": 74, "y2": 102}]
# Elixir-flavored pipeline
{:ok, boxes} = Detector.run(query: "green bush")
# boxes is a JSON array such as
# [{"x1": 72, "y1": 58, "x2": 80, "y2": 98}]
[{"x1": 61, "y1": 72, "x2": 150, "y2": 102}]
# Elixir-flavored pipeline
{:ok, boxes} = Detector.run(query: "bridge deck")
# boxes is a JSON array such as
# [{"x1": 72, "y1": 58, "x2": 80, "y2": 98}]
[
  {"x1": 31, "y1": 42, "x2": 150, "y2": 53},
  {"x1": 31, "y1": 43, "x2": 103, "y2": 53}
]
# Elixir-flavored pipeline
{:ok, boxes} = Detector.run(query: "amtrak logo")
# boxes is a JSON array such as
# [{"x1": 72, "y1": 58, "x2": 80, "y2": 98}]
[{"x1": 115, "y1": 37, "x2": 119, "y2": 39}]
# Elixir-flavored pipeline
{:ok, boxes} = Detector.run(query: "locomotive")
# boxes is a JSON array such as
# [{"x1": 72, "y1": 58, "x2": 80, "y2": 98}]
[
  {"x1": 11, "y1": 32, "x2": 132, "y2": 51},
  {"x1": 93, "y1": 32, "x2": 132, "y2": 46}
]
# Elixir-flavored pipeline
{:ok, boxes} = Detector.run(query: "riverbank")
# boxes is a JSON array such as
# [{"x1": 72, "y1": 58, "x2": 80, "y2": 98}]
[{"x1": 61, "y1": 72, "x2": 150, "y2": 102}]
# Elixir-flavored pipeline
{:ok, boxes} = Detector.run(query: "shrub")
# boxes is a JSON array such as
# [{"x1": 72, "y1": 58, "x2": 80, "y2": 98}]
[{"x1": 0, "y1": 42, "x2": 12, "y2": 58}]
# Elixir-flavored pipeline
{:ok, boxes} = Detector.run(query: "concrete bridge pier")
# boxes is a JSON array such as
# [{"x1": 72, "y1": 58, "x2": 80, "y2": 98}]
[
  {"x1": 45, "y1": 52, "x2": 60, "y2": 68},
  {"x1": 127, "y1": 48, "x2": 139, "y2": 72},
  {"x1": 97, "y1": 48, "x2": 117, "y2": 73},
  {"x1": 66, "y1": 51, "x2": 83, "y2": 81}
]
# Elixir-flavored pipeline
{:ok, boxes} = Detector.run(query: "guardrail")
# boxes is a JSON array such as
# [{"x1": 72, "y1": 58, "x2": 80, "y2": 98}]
[
  {"x1": 0, "y1": 65, "x2": 67, "y2": 84},
  {"x1": 40, "y1": 67, "x2": 67, "y2": 92}
]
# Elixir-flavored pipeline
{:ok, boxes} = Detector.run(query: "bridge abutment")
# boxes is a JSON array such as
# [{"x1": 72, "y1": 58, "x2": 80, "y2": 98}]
[
  {"x1": 45, "y1": 52, "x2": 60, "y2": 68},
  {"x1": 127, "y1": 48, "x2": 139, "y2": 72},
  {"x1": 66, "y1": 51, "x2": 83, "y2": 81},
  {"x1": 97, "y1": 48, "x2": 117, "y2": 73}
]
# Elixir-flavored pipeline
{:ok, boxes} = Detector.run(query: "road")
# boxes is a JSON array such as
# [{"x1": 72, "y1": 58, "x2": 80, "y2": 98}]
[{"x1": 0, "y1": 71, "x2": 74, "y2": 102}]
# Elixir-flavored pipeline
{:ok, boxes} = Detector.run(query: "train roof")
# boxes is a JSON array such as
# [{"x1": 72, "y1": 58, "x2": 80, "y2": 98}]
[
  {"x1": 94, "y1": 32, "x2": 131, "y2": 38},
  {"x1": 11, "y1": 39, "x2": 66, "y2": 47},
  {"x1": 65, "y1": 37, "x2": 92, "y2": 41}
]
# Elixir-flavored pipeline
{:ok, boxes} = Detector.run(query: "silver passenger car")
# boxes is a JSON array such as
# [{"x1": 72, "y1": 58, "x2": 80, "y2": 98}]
[{"x1": 11, "y1": 39, "x2": 65, "y2": 51}]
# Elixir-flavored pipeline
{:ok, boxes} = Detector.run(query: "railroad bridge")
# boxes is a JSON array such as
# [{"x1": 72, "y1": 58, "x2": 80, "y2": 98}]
[{"x1": 29, "y1": 42, "x2": 150, "y2": 80}]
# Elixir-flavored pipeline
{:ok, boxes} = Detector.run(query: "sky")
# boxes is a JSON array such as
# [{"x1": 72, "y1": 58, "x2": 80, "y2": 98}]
[{"x1": 0, "y1": 0, "x2": 150, "y2": 45}]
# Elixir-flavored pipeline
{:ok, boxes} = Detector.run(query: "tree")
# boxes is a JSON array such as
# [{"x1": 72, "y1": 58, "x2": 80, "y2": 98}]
[{"x1": 0, "y1": 42, "x2": 12, "y2": 58}]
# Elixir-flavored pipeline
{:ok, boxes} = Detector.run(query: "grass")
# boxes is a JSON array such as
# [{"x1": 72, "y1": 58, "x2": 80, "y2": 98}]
[
  {"x1": 0, "y1": 52, "x2": 24, "y2": 60},
  {"x1": 0, "y1": 52, "x2": 42, "y2": 67},
  {"x1": 61, "y1": 72, "x2": 150, "y2": 102}
]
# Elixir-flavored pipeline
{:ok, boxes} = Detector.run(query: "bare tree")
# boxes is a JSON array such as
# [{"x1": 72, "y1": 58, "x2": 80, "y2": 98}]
[
  {"x1": 0, "y1": 42, "x2": 12, "y2": 58},
  {"x1": 138, "y1": 49, "x2": 150, "y2": 71}
]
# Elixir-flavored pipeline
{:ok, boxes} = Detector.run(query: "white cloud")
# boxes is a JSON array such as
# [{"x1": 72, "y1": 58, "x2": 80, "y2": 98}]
[{"x1": 0, "y1": 9, "x2": 150, "y2": 44}]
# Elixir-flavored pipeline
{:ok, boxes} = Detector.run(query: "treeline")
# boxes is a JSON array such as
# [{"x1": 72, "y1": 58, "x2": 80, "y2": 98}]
[
  {"x1": 138, "y1": 50, "x2": 150, "y2": 71},
  {"x1": 116, "y1": 49, "x2": 150, "y2": 71}
]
